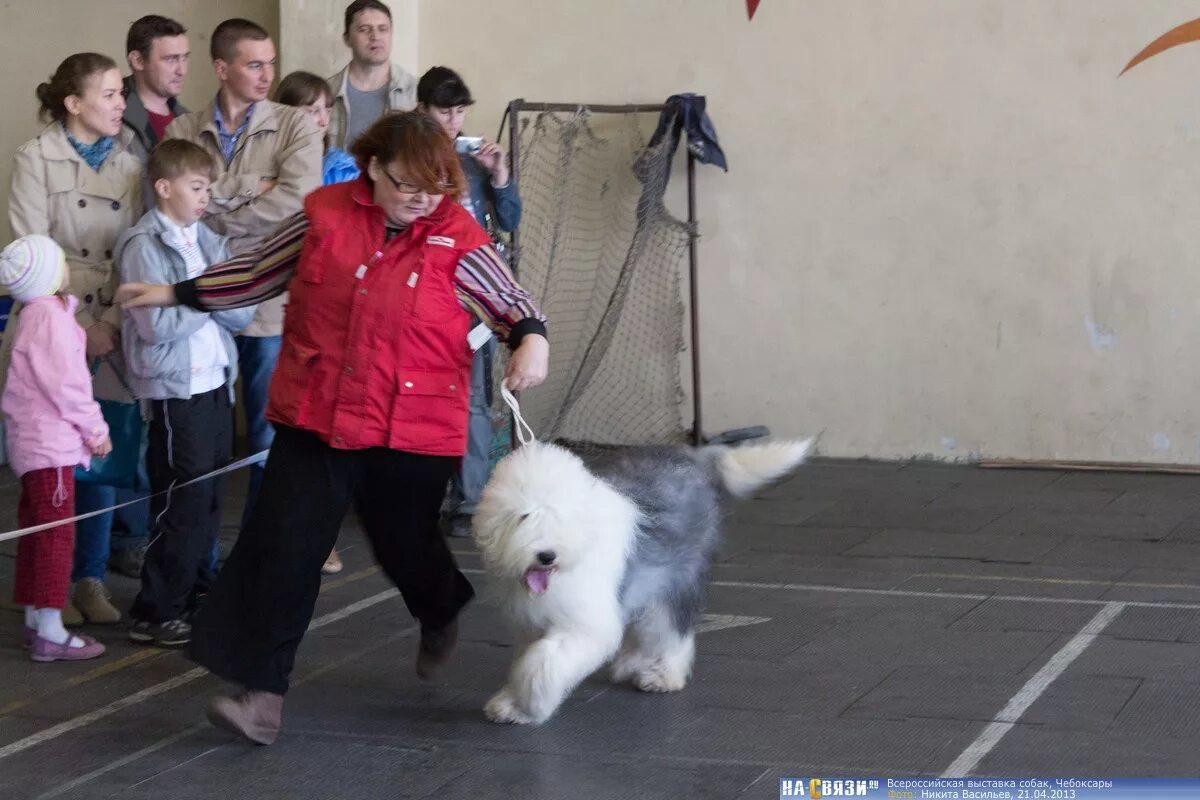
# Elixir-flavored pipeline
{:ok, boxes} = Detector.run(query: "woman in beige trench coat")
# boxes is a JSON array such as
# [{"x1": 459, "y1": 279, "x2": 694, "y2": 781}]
[{"x1": 4, "y1": 53, "x2": 143, "y2": 625}]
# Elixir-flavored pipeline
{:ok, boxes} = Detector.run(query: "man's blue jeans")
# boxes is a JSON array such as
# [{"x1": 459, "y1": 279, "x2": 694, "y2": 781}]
[
  {"x1": 236, "y1": 335, "x2": 281, "y2": 530},
  {"x1": 73, "y1": 482, "x2": 114, "y2": 582}
]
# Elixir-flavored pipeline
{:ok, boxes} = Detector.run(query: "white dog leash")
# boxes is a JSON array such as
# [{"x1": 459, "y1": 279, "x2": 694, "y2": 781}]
[{"x1": 500, "y1": 380, "x2": 537, "y2": 446}]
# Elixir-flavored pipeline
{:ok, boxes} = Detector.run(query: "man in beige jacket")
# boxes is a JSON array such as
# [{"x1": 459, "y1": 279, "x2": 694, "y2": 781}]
[
  {"x1": 165, "y1": 18, "x2": 321, "y2": 527},
  {"x1": 327, "y1": 0, "x2": 416, "y2": 150}
]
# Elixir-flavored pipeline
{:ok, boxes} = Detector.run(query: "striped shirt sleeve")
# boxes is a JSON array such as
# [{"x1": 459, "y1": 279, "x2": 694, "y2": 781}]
[
  {"x1": 175, "y1": 213, "x2": 310, "y2": 311},
  {"x1": 454, "y1": 243, "x2": 548, "y2": 347}
]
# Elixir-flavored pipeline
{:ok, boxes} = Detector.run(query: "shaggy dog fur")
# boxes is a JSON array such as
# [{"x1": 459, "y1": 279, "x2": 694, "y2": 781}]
[{"x1": 472, "y1": 438, "x2": 813, "y2": 724}]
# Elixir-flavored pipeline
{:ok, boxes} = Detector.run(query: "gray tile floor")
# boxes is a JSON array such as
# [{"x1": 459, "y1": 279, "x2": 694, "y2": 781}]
[{"x1": 3, "y1": 458, "x2": 1200, "y2": 799}]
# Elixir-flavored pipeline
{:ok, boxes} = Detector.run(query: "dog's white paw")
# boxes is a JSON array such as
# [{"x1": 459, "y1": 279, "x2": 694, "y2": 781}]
[
  {"x1": 632, "y1": 664, "x2": 688, "y2": 693},
  {"x1": 484, "y1": 690, "x2": 535, "y2": 724},
  {"x1": 609, "y1": 652, "x2": 647, "y2": 684}
]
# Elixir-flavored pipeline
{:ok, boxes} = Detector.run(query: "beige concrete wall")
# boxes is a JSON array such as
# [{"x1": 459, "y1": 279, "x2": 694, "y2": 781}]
[
  {"x1": 420, "y1": 0, "x2": 1200, "y2": 464},
  {"x1": 0, "y1": 0, "x2": 280, "y2": 237},
  {"x1": 279, "y1": 0, "x2": 417, "y2": 84}
]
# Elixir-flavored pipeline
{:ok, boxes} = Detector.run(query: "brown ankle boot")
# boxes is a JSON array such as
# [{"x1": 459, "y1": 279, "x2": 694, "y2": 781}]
[
  {"x1": 61, "y1": 594, "x2": 84, "y2": 626},
  {"x1": 416, "y1": 618, "x2": 459, "y2": 679},
  {"x1": 73, "y1": 578, "x2": 121, "y2": 624},
  {"x1": 206, "y1": 690, "x2": 284, "y2": 745}
]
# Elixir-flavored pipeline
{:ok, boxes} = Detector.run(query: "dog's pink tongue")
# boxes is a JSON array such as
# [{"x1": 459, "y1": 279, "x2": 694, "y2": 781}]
[{"x1": 524, "y1": 567, "x2": 551, "y2": 595}]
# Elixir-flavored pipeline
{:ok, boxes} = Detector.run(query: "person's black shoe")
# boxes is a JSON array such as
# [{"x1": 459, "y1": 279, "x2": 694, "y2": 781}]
[
  {"x1": 416, "y1": 618, "x2": 459, "y2": 679},
  {"x1": 128, "y1": 619, "x2": 155, "y2": 644},
  {"x1": 154, "y1": 619, "x2": 192, "y2": 648}
]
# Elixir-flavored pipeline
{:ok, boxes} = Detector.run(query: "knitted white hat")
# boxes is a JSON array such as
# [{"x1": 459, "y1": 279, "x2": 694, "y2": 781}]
[{"x1": 0, "y1": 235, "x2": 66, "y2": 303}]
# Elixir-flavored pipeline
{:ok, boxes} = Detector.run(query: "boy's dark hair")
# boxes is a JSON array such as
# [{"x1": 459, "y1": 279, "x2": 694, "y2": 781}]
[
  {"x1": 344, "y1": 0, "x2": 392, "y2": 35},
  {"x1": 210, "y1": 18, "x2": 270, "y2": 62},
  {"x1": 149, "y1": 139, "x2": 218, "y2": 185},
  {"x1": 126, "y1": 15, "x2": 187, "y2": 60},
  {"x1": 416, "y1": 66, "x2": 474, "y2": 109}
]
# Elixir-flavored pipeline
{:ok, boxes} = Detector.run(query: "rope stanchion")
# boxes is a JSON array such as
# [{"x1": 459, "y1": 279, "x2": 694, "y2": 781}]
[{"x1": 0, "y1": 450, "x2": 268, "y2": 543}]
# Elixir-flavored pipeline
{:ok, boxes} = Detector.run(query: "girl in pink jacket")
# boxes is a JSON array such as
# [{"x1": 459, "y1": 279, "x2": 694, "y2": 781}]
[{"x1": 1, "y1": 235, "x2": 111, "y2": 662}]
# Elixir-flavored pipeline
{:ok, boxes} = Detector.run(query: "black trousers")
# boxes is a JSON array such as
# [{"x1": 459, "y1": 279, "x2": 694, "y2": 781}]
[
  {"x1": 132, "y1": 387, "x2": 232, "y2": 623},
  {"x1": 188, "y1": 424, "x2": 474, "y2": 694}
]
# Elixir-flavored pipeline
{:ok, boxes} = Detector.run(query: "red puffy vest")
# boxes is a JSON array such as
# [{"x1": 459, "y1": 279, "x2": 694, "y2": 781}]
[{"x1": 266, "y1": 179, "x2": 492, "y2": 455}]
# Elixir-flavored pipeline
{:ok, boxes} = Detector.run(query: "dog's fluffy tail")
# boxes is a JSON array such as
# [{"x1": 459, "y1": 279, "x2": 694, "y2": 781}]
[{"x1": 711, "y1": 438, "x2": 814, "y2": 498}]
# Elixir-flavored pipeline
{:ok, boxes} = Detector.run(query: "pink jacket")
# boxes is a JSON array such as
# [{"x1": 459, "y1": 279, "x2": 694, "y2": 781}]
[{"x1": 1, "y1": 295, "x2": 108, "y2": 477}]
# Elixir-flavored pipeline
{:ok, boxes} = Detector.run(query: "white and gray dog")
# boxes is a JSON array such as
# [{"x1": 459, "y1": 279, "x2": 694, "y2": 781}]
[{"x1": 472, "y1": 437, "x2": 813, "y2": 724}]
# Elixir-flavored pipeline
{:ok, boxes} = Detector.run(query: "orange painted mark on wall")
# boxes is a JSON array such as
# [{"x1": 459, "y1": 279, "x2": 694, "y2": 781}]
[
  {"x1": 747, "y1": 0, "x2": 762, "y2": 21},
  {"x1": 1121, "y1": 17, "x2": 1200, "y2": 75}
]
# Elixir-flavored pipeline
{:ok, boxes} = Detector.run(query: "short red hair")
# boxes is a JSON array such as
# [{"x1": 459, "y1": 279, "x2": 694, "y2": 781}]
[{"x1": 350, "y1": 111, "x2": 466, "y2": 199}]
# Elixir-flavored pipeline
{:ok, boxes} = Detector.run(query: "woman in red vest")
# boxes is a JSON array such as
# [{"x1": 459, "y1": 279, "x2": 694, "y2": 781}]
[{"x1": 117, "y1": 112, "x2": 549, "y2": 745}]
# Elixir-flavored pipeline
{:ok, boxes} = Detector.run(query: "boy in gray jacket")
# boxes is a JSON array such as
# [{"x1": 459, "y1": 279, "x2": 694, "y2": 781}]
[{"x1": 115, "y1": 140, "x2": 255, "y2": 648}]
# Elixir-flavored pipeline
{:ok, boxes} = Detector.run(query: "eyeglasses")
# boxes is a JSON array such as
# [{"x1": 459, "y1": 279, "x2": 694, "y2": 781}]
[{"x1": 379, "y1": 165, "x2": 451, "y2": 196}]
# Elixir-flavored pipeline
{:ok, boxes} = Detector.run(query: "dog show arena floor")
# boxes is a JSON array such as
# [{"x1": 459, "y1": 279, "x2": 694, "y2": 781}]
[{"x1": 4, "y1": 459, "x2": 1200, "y2": 798}]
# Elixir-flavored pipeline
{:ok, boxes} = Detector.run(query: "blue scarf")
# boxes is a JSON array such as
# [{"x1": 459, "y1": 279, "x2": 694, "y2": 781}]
[{"x1": 63, "y1": 125, "x2": 114, "y2": 171}]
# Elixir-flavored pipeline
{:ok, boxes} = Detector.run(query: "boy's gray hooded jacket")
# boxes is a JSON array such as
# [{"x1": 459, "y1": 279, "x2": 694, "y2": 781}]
[{"x1": 114, "y1": 210, "x2": 255, "y2": 401}]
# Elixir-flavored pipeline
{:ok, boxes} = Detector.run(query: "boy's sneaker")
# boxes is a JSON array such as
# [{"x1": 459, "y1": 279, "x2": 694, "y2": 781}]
[
  {"x1": 155, "y1": 619, "x2": 191, "y2": 648},
  {"x1": 129, "y1": 620, "x2": 156, "y2": 644}
]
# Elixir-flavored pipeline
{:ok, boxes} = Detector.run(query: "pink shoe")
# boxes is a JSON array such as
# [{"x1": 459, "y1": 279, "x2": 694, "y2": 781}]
[
  {"x1": 206, "y1": 691, "x2": 284, "y2": 745},
  {"x1": 30, "y1": 633, "x2": 105, "y2": 663},
  {"x1": 23, "y1": 626, "x2": 35, "y2": 649}
]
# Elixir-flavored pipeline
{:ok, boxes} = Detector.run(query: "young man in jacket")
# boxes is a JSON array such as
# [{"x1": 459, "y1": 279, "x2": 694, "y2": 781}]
[{"x1": 165, "y1": 18, "x2": 322, "y2": 530}]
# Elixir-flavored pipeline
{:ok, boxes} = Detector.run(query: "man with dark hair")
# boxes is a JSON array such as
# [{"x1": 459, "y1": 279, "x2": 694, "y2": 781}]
[
  {"x1": 165, "y1": 19, "x2": 322, "y2": 536},
  {"x1": 209, "y1": 17, "x2": 270, "y2": 63},
  {"x1": 326, "y1": 0, "x2": 416, "y2": 149},
  {"x1": 122, "y1": 15, "x2": 190, "y2": 163}
]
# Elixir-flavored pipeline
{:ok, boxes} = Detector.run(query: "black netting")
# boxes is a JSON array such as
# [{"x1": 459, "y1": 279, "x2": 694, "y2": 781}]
[{"x1": 497, "y1": 108, "x2": 692, "y2": 447}]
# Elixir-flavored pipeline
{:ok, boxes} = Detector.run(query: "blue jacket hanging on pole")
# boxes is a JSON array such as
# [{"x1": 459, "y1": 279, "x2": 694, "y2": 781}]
[{"x1": 647, "y1": 93, "x2": 728, "y2": 172}]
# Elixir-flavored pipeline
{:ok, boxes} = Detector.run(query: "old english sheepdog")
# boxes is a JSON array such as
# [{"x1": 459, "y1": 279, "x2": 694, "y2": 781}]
[{"x1": 472, "y1": 437, "x2": 813, "y2": 725}]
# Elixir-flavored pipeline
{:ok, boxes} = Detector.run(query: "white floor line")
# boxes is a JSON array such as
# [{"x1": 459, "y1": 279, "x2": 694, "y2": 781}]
[
  {"x1": 33, "y1": 725, "x2": 208, "y2": 800},
  {"x1": 33, "y1": 622, "x2": 420, "y2": 800},
  {"x1": 941, "y1": 601, "x2": 1126, "y2": 778},
  {"x1": 0, "y1": 587, "x2": 401, "y2": 763},
  {"x1": 708, "y1": 578, "x2": 1200, "y2": 611},
  {"x1": 308, "y1": 588, "x2": 398, "y2": 630},
  {"x1": 0, "y1": 668, "x2": 208, "y2": 762}
]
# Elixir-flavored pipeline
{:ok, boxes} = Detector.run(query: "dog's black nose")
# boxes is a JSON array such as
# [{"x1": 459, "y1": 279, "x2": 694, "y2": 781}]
[{"x1": 536, "y1": 550, "x2": 557, "y2": 566}]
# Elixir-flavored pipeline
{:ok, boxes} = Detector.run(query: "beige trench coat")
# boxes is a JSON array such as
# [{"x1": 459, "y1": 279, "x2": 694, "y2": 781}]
[{"x1": 4, "y1": 122, "x2": 143, "y2": 402}]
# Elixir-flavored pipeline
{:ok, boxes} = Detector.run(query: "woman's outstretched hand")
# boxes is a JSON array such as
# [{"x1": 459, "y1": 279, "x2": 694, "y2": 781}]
[
  {"x1": 115, "y1": 283, "x2": 178, "y2": 309},
  {"x1": 504, "y1": 333, "x2": 549, "y2": 392}
]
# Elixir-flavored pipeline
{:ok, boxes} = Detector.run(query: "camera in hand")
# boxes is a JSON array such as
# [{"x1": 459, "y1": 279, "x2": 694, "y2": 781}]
[{"x1": 455, "y1": 136, "x2": 484, "y2": 156}]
